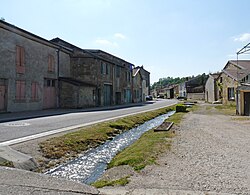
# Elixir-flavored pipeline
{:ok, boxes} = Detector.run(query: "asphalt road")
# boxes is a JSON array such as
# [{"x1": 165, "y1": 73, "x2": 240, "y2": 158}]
[{"x1": 0, "y1": 99, "x2": 177, "y2": 145}]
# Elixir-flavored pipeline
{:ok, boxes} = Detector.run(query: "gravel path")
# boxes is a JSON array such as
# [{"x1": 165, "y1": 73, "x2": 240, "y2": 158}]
[{"x1": 122, "y1": 104, "x2": 250, "y2": 194}]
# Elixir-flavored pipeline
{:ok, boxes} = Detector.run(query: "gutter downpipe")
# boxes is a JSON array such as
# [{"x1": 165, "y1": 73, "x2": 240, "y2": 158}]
[
  {"x1": 236, "y1": 53, "x2": 239, "y2": 115},
  {"x1": 56, "y1": 48, "x2": 61, "y2": 109}
]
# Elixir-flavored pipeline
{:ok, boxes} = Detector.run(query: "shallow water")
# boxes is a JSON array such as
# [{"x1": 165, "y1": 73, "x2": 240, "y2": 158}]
[{"x1": 46, "y1": 111, "x2": 175, "y2": 184}]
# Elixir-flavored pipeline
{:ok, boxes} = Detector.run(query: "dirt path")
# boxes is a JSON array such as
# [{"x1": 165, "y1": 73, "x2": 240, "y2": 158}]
[{"x1": 102, "y1": 104, "x2": 250, "y2": 195}]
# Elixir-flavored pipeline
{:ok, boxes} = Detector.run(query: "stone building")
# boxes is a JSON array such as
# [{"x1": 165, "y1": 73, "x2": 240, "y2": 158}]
[
  {"x1": 205, "y1": 73, "x2": 220, "y2": 103},
  {"x1": 0, "y1": 20, "x2": 71, "y2": 112},
  {"x1": 132, "y1": 68, "x2": 143, "y2": 103},
  {"x1": 186, "y1": 74, "x2": 208, "y2": 100},
  {"x1": 51, "y1": 38, "x2": 134, "y2": 107},
  {"x1": 0, "y1": 21, "x2": 150, "y2": 112},
  {"x1": 218, "y1": 60, "x2": 250, "y2": 105},
  {"x1": 132, "y1": 66, "x2": 150, "y2": 102}
]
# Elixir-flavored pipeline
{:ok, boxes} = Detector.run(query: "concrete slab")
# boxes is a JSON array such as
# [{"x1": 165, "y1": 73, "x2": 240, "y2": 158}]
[
  {"x1": 0, "y1": 166, "x2": 99, "y2": 195},
  {"x1": 0, "y1": 145, "x2": 37, "y2": 170},
  {"x1": 99, "y1": 187, "x2": 235, "y2": 195}
]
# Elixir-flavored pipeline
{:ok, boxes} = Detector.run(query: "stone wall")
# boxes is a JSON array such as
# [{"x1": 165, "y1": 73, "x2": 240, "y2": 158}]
[
  {"x1": 60, "y1": 81, "x2": 95, "y2": 108},
  {"x1": 0, "y1": 22, "x2": 70, "y2": 112}
]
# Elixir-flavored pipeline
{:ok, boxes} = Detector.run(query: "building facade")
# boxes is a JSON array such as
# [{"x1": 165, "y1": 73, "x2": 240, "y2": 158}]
[
  {"x1": 0, "y1": 20, "x2": 71, "y2": 112},
  {"x1": 0, "y1": 21, "x2": 150, "y2": 113},
  {"x1": 52, "y1": 38, "x2": 135, "y2": 107},
  {"x1": 219, "y1": 60, "x2": 250, "y2": 106},
  {"x1": 205, "y1": 73, "x2": 220, "y2": 103}
]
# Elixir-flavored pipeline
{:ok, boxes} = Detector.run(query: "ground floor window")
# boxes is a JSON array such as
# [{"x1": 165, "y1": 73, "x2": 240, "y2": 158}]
[
  {"x1": 228, "y1": 87, "x2": 235, "y2": 101},
  {"x1": 16, "y1": 80, "x2": 25, "y2": 100}
]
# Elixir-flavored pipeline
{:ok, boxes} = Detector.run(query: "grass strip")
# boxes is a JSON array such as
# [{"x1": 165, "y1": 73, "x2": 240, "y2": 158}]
[
  {"x1": 107, "y1": 105, "x2": 197, "y2": 171},
  {"x1": 215, "y1": 104, "x2": 236, "y2": 115},
  {"x1": 39, "y1": 105, "x2": 175, "y2": 161}
]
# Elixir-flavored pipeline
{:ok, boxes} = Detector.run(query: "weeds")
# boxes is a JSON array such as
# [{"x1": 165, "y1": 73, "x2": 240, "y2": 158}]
[{"x1": 92, "y1": 176, "x2": 129, "y2": 188}]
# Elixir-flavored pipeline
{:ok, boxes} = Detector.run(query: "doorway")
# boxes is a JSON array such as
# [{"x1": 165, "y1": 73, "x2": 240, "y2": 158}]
[{"x1": 244, "y1": 92, "x2": 250, "y2": 116}]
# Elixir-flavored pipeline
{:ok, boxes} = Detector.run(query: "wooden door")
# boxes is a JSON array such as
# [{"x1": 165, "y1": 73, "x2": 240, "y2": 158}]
[
  {"x1": 0, "y1": 85, "x2": 5, "y2": 111},
  {"x1": 43, "y1": 79, "x2": 56, "y2": 109}
]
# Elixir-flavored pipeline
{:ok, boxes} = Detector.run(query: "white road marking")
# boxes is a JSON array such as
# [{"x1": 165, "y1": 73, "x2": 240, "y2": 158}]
[{"x1": 0, "y1": 102, "x2": 177, "y2": 146}]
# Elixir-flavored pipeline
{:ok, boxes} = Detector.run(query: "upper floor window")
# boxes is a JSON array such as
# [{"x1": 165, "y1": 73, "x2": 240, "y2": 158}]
[
  {"x1": 116, "y1": 66, "x2": 121, "y2": 77},
  {"x1": 16, "y1": 46, "x2": 25, "y2": 74},
  {"x1": 126, "y1": 71, "x2": 131, "y2": 82},
  {"x1": 101, "y1": 63, "x2": 110, "y2": 75},
  {"x1": 48, "y1": 54, "x2": 55, "y2": 72}
]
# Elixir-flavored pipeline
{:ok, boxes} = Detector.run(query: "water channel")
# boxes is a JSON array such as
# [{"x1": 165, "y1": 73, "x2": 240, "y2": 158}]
[{"x1": 46, "y1": 111, "x2": 175, "y2": 184}]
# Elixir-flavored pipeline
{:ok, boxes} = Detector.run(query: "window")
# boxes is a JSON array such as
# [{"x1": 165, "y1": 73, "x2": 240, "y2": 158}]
[
  {"x1": 220, "y1": 77, "x2": 223, "y2": 83},
  {"x1": 101, "y1": 63, "x2": 106, "y2": 74},
  {"x1": 16, "y1": 80, "x2": 25, "y2": 100},
  {"x1": 116, "y1": 66, "x2": 121, "y2": 77},
  {"x1": 48, "y1": 54, "x2": 55, "y2": 72},
  {"x1": 16, "y1": 46, "x2": 25, "y2": 74},
  {"x1": 228, "y1": 87, "x2": 235, "y2": 101},
  {"x1": 101, "y1": 63, "x2": 110, "y2": 75},
  {"x1": 31, "y1": 82, "x2": 39, "y2": 101},
  {"x1": 126, "y1": 71, "x2": 131, "y2": 82},
  {"x1": 44, "y1": 79, "x2": 56, "y2": 87}
]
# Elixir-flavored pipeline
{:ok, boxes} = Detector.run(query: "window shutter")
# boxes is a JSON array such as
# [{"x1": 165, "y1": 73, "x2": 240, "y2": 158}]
[
  {"x1": 20, "y1": 81, "x2": 25, "y2": 99},
  {"x1": 16, "y1": 46, "x2": 21, "y2": 66},
  {"x1": 48, "y1": 55, "x2": 55, "y2": 72},
  {"x1": 20, "y1": 47, "x2": 25, "y2": 66}
]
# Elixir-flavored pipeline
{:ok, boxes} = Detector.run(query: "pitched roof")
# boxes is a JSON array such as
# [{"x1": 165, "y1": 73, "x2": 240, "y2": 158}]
[
  {"x1": 0, "y1": 20, "x2": 71, "y2": 53},
  {"x1": 222, "y1": 60, "x2": 250, "y2": 81},
  {"x1": 210, "y1": 73, "x2": 220, "y2": 79},
  {"x1": 51, "y1": 38, "x2": 134, "y2": 67}
]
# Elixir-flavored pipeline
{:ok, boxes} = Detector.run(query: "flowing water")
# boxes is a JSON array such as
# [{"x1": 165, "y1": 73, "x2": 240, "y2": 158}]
[{"x1": 46, "y1": 111, "x2": 175, "y2": 184}]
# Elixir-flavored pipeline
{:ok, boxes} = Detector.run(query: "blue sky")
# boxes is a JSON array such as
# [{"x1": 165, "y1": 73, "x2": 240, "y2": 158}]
[{"x1": 1, "y1": 0, "x2": 250, "y2": 83}]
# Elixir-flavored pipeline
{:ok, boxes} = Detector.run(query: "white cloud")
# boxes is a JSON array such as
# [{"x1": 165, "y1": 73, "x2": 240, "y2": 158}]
[
  {"x1": 234, "y1": 33, "x2": 250, "y2": 42},
  {"x1": 114, "y1": 33, "x2": 126, "y2": 39},
  {"x1": 95, "y1": 39, "x2": 118, "y2": 48}
]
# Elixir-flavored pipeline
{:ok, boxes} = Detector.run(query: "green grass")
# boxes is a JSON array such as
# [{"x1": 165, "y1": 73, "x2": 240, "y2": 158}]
[
  {"x1": 107, "y1": 105, "x2": 197, "y2": 172},
  {"x1": 92, "y1": 176, "x2": 129, "y2": 188},
  {"x1": 0, "y1": 160, "x2": 14, "y2": 168},
  {"x1": 215, "y1": 104, "x2": 236, "y2": 115},
  {"x1": 39, "y1": 106, "x2": 175, "y2": 161},
  {"x1": 108, "y1": 129, "x2": 174, "y2": 171}
]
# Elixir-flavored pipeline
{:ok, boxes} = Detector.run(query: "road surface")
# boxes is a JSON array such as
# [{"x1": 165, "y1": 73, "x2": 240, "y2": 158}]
[{"x1": 0, "y1": 99, "x2": 177, "y2": 145}]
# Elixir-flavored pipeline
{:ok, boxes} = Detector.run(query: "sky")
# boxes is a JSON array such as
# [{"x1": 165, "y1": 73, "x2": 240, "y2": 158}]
[{"x1": 1, "y1": 0, "x2": 250, "y2": 84}]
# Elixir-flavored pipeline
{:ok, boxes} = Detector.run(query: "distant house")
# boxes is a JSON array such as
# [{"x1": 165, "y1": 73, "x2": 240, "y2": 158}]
[
  {"x1": 133, "y1": 66, "x2": 150, "y2": 101},
  {"x1": 218, "y1": 60, "x2": 250, "y2": 106},
  {"x1": 178, "y1": 82, "x2": 187, "y2": 98},
  {"x1": 165, "y1": 85, "x2": 179, "y2": 99},
  {"x1": 132, "y1": 68, "x2": 143, "y2": 103},
  {"x1": 205, "y1": 73, "x2": 220, "y2": 103},
  {"x1": 186, "y1": 74, "x2": 208, "y2": 100}
]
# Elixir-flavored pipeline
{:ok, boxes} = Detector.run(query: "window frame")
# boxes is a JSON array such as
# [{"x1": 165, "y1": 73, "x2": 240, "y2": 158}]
[{"x1": 228, "y1": 87, "x2": 235, "y2": 101}]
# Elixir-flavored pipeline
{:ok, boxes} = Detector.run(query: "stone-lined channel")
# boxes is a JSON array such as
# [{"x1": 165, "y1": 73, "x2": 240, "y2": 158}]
[{"x1": 46, "y1": 111, "x2": 175, "y2": 184}]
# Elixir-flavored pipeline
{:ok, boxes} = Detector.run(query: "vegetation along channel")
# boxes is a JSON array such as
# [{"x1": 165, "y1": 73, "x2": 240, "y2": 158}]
[{"x1": 45, "y1": 110, "x2": 175, "y2": 184}]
